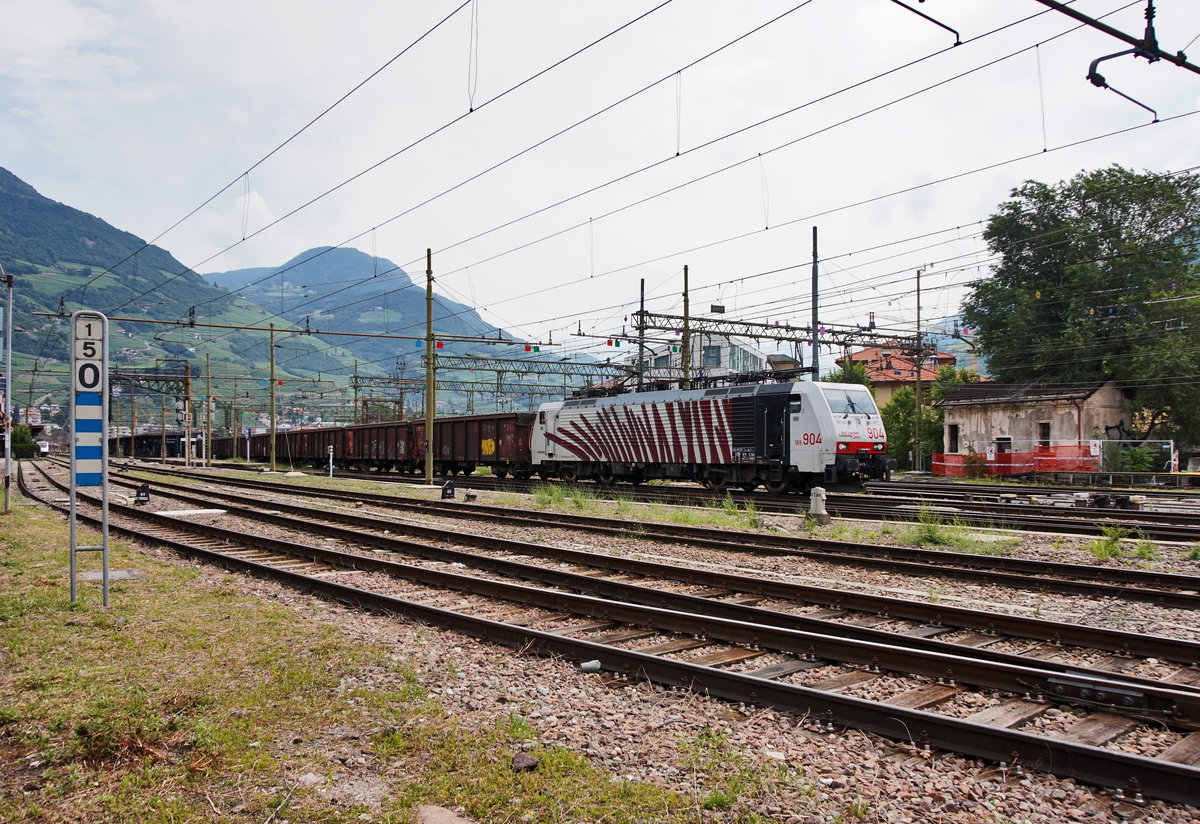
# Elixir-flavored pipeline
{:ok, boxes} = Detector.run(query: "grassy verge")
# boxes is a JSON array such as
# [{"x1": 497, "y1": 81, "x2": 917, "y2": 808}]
[
  {"x1": 0, "y1": 498, "x2": 788, "y2": 823},
  {"x1": 887, "y1": 506, "x2": 1019, "y2": 554},
  {"x1": 532, "y1": 485, "x2": 763, "y2": 531}
]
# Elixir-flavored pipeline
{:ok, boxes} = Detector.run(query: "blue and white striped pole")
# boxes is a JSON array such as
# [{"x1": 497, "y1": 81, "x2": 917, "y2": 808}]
[{"x1": 69, "y1": 310, "x2": 109, "y2": 605}]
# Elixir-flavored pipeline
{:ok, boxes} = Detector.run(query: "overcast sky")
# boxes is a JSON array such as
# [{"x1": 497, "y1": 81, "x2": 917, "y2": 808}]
[{"x1": 3, "y1": 0, "x2": 1199, "y2": 366}]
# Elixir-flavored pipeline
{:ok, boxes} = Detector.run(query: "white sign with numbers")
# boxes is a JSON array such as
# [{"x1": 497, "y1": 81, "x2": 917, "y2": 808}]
[{"x1": 71, "y1": 313, "x2": 107, "y2": 486}]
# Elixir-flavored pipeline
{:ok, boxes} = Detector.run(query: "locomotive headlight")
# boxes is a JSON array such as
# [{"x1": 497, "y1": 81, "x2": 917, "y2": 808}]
[
  {"x1": 874, "y1": 443, "x2": 885, "y2": 451},
  {"x1": 838, "y1": 442, "x2": 848, "y2": 451}
]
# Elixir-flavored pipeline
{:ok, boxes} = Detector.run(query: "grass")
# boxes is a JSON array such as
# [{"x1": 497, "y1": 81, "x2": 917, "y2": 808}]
[
  {"x1": 1186, "y1": 543, "x2": 1200, "y2": 561},
  {"x1": 1087, "y1": 524, "x2": 1129, "y2": 560},
  {"x1": 0, "y1": 498, "x2": 805, "y2": 823},
  {"x1": 889, "y1": 506, "x2": 1017, "y2": 554},
  {"x1": 677, "y1": 725, "x2": 808, "y2": 816},
  {"x1": 1132, "y1": 539, "x2": 1158, "y2": 561},
  {"x1": 531, "y1": 485, "x2": 763, "y2": 530}
]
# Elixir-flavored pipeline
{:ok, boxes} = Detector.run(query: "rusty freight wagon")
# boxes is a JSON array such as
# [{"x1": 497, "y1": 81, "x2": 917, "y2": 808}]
[{"x1": 409, "y1": 412, "x2": 536, "y2": 478}]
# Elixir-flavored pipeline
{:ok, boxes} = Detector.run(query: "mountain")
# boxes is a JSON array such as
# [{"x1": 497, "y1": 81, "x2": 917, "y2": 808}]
[
  {"x1": 0, "y1": 166, "x2": 526, "y2": 425},
  {"x1": 207, "y1": 247, "x2": 509, "y2": 369},
  {"x1": 0, "y1": 167, "x2": 395, "y2": 419},
  {"x1": 0, "y1": 166, "x2": 253, "y2": 369}
]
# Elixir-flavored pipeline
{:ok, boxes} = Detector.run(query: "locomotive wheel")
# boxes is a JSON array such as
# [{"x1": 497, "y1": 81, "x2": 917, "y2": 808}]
[
  {"x1": 764, "y1": 478, "x2": 789, "y2": 494},
  {"x1": 494, "y1": 467, "x2": 508, "y2": 479},
  {"x1": 595, "y1": 466, "x2": 615, "y2": 486},
  {"x1": 707, "y1": 474, "x2": 728, "y2": 493},
  {"x1": 559, "y1": 464, "x2": 578, "y2": 482},
  {"x1": 740, "y1": 481, "x2": 758, "y2": 492}
]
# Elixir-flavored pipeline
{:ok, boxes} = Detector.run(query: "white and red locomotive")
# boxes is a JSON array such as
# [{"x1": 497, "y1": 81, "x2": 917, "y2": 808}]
[{"x1": 531, "y1": 381, "x2": 894, "y2": 493}]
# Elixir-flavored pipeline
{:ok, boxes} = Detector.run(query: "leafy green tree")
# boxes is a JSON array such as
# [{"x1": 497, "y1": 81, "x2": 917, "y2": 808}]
[
  {"x1": 881, "y1": 387, "x2": 943, "y2": 471},
  {"x1": 962, "y1": 165, "x2": 1200, "y2": 443},
  {"x1": 821, "y1": 360, "x2": 872, "y2": 389},
  {"x1": 928, "y1": 365, "x2": 980, "y2": 405},
  {"x1": 11, "y1": 424, "x2": 37, "y2": 459},
  {"x1": 882, "y1": 366, "x2": 979, "y2": 471}
]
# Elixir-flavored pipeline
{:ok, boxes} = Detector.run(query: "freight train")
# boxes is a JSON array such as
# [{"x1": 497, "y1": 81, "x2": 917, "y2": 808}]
[{"x1": 210, "y1": 381, "x2": 895, "y2": 493}]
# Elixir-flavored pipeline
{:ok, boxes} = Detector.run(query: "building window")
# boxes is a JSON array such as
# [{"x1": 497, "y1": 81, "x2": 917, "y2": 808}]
[
  {"x1": 653, "y1": 354, "x2": 671, "y2": 368},
  {"x1": 994, "y1": 437, "x2": 1012, "y2": 454},
  {"x1": 1037, "y1": 422, "x2": 1051, "y2": 448},
  {"x1": 948, "y1": 424, "x2": 959, "y2": 453},
  {"x1": 702, "y1": 345, "x2": 721, "y2": 367},
  {"x1": 729, "y1": 346, "x2": 763, "y2": 372}
]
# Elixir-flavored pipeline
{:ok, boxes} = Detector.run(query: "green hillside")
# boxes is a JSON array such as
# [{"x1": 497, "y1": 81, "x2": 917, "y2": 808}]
[
  {"x1": 0, "y1": 167, "x2": 536, "y2": 433},
  {"x1": 0, "y1": 167, "x2": 393, "y2": 428},
  {"x1": 208, "y1": 246, "x2": 508, "y2": 369}
]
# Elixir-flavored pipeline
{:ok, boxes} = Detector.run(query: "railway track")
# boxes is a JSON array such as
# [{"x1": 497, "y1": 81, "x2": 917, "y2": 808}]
[
  {"x1": 115, "y1": 461, "x2": 1200, "y2": 610},
  {"x1": 25, "y1": 460, "x2": 1200, "y2": 806},
  {"x1": 177, "y1": 458, "x2": 1200, "y2": 540}
]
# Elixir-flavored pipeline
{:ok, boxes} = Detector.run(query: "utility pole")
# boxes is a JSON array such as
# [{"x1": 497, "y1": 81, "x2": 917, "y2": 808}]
[
  {"x1": 184, "y1": 363, "x2": 192, "y2": 468},
  {"x1": 396, "y1": 359, "x2": 407, "y2": 418},
  {"x1": 811, "y1": 226, "x2": 820, "y2": 379},
  {"x1": 637, "y1": 278, "x2": 646, "y2": 392},
  {"x1": 424, "y1": 249, "x2": 435, "y2": 485},
  {"x1": 353, "y1": 360, "x2": 359, "y2": 425},
  {"x1": 3, "y1": 267, "x2": 11, "y2": 515},
  {"x1": 914, "y1": 269, "x2": 923, "y2": 473},
  {"x1": 160, "y1": 396, "x2": 166, "y2": 462},
  {"x1": 269, "y1": 323, "x2": 276, "y2": 471},
  {"x1": 681, "y1": 265, "x2": 691, "y2": 390},
  {"x1": 204, "y1": 352, "x2": 212, "y2": 468}
]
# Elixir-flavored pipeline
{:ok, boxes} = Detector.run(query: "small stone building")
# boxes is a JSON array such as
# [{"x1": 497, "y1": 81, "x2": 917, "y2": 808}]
[{"x1": 933, "y1": 380, "x2": 1127, "y2": 475}]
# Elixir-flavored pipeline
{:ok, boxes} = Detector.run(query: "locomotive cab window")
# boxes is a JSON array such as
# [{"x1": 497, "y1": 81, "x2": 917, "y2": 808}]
[
  {"x1": 539, "y1": 411, "x2": 546, "y2": 424},
  {"x1": 819, "y1": 386, "x2": 878, "y2": 416},
  {"x1": 789, "y1": 400, "x2": 803, "y2": 414}
]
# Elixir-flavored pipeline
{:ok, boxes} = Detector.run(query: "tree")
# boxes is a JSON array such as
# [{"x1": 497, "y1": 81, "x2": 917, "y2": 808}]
[
  {"x1": 881, "y1": 387, "x2": 943, "y2": 472},
  {"x1": 821, "y1": 360, "x2": 872, "y2": 389},
  {"x1": 11, "y1": 424, "x2": 37, "y2": 459},
  {"x1": 927, "y1": 365, "x2": 980, "y2": 406},
  {"x1": 880, "y1": 366, "x2": 979, "y2": 471},
  {"x1": 962, "y1": 165, "x2": 1200, "y2": 444}
]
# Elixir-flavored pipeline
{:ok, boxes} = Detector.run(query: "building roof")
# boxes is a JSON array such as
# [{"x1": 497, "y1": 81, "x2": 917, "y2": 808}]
[
  {"x1": 837, "y1": 344, "x2": 959, "y2": 384},
  {"x1": 936, "y1": 380, "x2": 1112, "y2": 407}
]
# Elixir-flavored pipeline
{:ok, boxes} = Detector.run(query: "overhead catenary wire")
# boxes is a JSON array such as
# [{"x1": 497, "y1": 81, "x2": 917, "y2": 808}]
[
  {"x1": 37, "y1": 2, "x2": 1190, "y2": 395},
  {"x1": 202, "y1": 154, "x2": 1200, "y2": 381},
  {"x1": 60, "y1": 0, "x2": 474, "y2": 306},
  {"x1": 107, "y1": 0, "x2": 681, "y2": 316},
  {"x1": 104, "y1": 0, "x2": 1125, "y2": 347}
]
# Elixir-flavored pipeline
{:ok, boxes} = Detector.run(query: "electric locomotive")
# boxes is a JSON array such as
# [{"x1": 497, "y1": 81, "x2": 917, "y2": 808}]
[{"x1": 530, "y1": 381, "x2": 893, "y2": 493}]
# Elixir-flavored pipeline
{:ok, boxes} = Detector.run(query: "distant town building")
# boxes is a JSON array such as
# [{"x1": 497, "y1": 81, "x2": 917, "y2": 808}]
[
  {"x1": 835, "y1": 343, "x2": 960, "y2": 406},
  {"x1": 627, "y1": 334, "x2": 769, "y2": 389}
]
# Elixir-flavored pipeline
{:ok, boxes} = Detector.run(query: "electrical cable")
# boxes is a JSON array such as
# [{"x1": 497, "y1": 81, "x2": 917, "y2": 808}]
[
  {"x1": 108, "y1": 0, "x2": 680, "y2": 315},
  {"x1": 60, "y1": 0, "x2": 473, "y2": 306}
]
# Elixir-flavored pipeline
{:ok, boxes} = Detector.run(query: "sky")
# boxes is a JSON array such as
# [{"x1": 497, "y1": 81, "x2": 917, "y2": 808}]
[{"x1": 3, "y1": 0, "x2": 1199, "y2": 369}]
